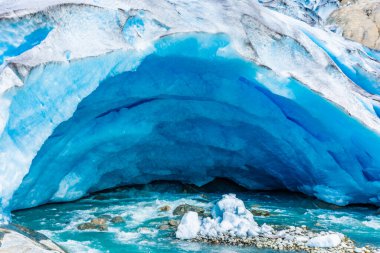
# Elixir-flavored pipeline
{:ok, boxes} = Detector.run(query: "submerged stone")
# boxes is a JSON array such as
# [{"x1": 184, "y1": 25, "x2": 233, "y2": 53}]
[
  {"x1": 173, "y1": 204, "x2": 205, "y2": 216},
  {"x1": 251, "y1": 209, "x2": 271, "y2": 217},
  {"x1": 91, "y1": 218, "x2": 107, "y2": 225},
  {"x1": 159, "y1": 205, "x2": 171, "y2": 212},
  {"x1": 159, "y1": 224, "x2": 170, "y2": 230},
  {"x1": 168, "y1": 219, "x2": 179, "y2": 227},
  {"x1": 110, "y1": 216, "x2": 125, "y2": 224},
  {"x1": 77, "y1": 218, "x2": 108, "y2": 231}
]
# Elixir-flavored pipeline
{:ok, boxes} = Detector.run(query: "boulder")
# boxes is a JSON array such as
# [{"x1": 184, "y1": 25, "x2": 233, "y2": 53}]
[
  {"x1": 250, "y1": 209, "x2": 271, "y2": 217},
  {"x1": 327, "y1": 0, "x2": 380, "y2": 49},
  {"x1": 159, "y1": 224, "x2": 170, "y2": 230},
  {"x1": 159, "y1": 205, "x2": 171, "y2": 212},
  {"x1": 77, "y1": 218, "x2": 108, "y2": 231},
  {"x1": 110, "y1": 216, "x2": 125, "y2": 224},
  {"x1": 90, "y1": 218, "x2": 107, "y2": 225},
  {"x1": 173, "y1": 204, "x2": 205, "y2": 216},
  {"x1": 168, "y1": 219, "x2": 179, "y2": 227}
]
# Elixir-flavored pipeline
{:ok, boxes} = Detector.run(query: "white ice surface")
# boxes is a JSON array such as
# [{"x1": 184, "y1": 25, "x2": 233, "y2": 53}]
[
  {"x1": 176, "y1": 211, "x2": 201, "y2": 240},
  {"x1": 178, "y1": 194, "x2": 262, "y2": 239}
]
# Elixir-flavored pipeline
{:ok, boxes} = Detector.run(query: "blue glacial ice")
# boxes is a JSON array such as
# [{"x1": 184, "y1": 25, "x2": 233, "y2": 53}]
[{"x1": 0, "y1": 0, "x2": 380, "y2": 221}]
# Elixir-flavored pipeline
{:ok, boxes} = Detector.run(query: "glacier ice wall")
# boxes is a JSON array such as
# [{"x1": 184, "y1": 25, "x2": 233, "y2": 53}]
[{"x1": 0, "y1": 0, "x2": 380, "y2": 219}]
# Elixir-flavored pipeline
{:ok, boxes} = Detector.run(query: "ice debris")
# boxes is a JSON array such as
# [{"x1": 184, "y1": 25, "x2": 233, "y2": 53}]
[{"x1": 176, "y1": 194, "x2": 379, "y2": 253}]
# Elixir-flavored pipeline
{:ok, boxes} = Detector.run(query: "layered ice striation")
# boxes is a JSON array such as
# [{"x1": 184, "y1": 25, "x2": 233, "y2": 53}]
[{"x1": 0, "y1": 0, "x2": 380, "y2": 220}]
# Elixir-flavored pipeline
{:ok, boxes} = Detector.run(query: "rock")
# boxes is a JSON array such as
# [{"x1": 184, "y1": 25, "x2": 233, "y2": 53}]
[
  {"x1": 110, "y1": 216, "x2": 125, "y2": 224},
  {"x1": 0, "y1": 224, "x2": 66, "y2": 253},
  {"x1": 173, "y1": 204, "x2": 205, "y2": 216},
  {"x1": 77, "y1": 218, "x2": 108, "y2": 231},
  {"x1": 251, "y1": 209, "x2": 271, "y2": 217},
  {"x1": 168, "y1": 219, "x2": 179, "y2": 227},
  {"x1": 159, "y1": 205, "x2": 171, "y2": 212},
  {"x1": 97, "y1": 224, "x2": 108, "y2": 231},
  {"x1": 159, "y1": 224, "x2": 170, "y2": 230},
  {"x1": 91, "y1": 218, "x2": 107, "y2": 225},
  {"x1": 327, "y1": 0, "x2": 380, "y2": 50},
  {"x1": 77, "y1": 223, "x2": 107, "y2": 231}
]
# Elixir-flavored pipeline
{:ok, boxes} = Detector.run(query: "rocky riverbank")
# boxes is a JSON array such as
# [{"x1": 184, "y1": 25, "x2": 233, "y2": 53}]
[
  {"x1": 192, "y1": 225, "x2": 377, "y2": 253},
  {"x1": 175, "y1": 194, "x2": 380, "y2": 253}
]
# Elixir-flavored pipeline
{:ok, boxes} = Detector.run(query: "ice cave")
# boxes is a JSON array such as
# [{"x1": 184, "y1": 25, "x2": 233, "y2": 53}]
[{"x1": 0, "y1": 0, "x2": 380, "y2": 252}]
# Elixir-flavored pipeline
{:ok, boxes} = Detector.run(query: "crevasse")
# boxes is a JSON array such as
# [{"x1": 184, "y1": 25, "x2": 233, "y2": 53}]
[{"x1": 0, "y1": 0, "x2": 380, "y2": 221}]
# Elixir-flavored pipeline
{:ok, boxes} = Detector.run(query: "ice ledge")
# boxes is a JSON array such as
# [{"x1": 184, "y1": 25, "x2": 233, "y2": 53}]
[{"x1": 1, "y1": 1, "x2": 379, "y2": 133}]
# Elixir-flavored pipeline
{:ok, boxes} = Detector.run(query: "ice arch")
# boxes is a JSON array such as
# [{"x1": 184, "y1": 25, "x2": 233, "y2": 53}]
[{"x1": 8, "y1": 34, "x2": 380, "y2": 211}]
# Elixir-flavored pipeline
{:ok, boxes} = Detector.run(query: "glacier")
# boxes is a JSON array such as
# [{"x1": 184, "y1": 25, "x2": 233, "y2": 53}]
[{"x1": 0, "y1": 0, "x2": 380, "y2": 222}]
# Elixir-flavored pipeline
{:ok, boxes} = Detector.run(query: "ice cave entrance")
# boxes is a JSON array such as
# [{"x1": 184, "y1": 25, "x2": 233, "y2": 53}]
[{"x1": 9, "y1": 34, "x2": 380, "y2": 211}]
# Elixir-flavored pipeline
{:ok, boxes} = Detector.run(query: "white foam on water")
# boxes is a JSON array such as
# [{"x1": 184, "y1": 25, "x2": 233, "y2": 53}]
[
  {"x1": 59, "y1": 240, "x2": 103, "y2": 253},
  {"x1": 363, "y1": 216, "x2": 380, "y2": 230},
  {"x1": 317, "y1": 214, "x2": 359, "y2": 226},
  {"x1": 37, "y1": 229, "x2": 55, "y2": 238},
  {"x1": 115, "y1": 231, "x2": 141, "y2": 243}
]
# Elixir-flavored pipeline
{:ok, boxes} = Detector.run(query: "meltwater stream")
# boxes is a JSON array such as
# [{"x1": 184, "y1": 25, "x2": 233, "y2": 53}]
[{"x1": 11, "y1": 182, "x2": 380, "y2": 253}]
